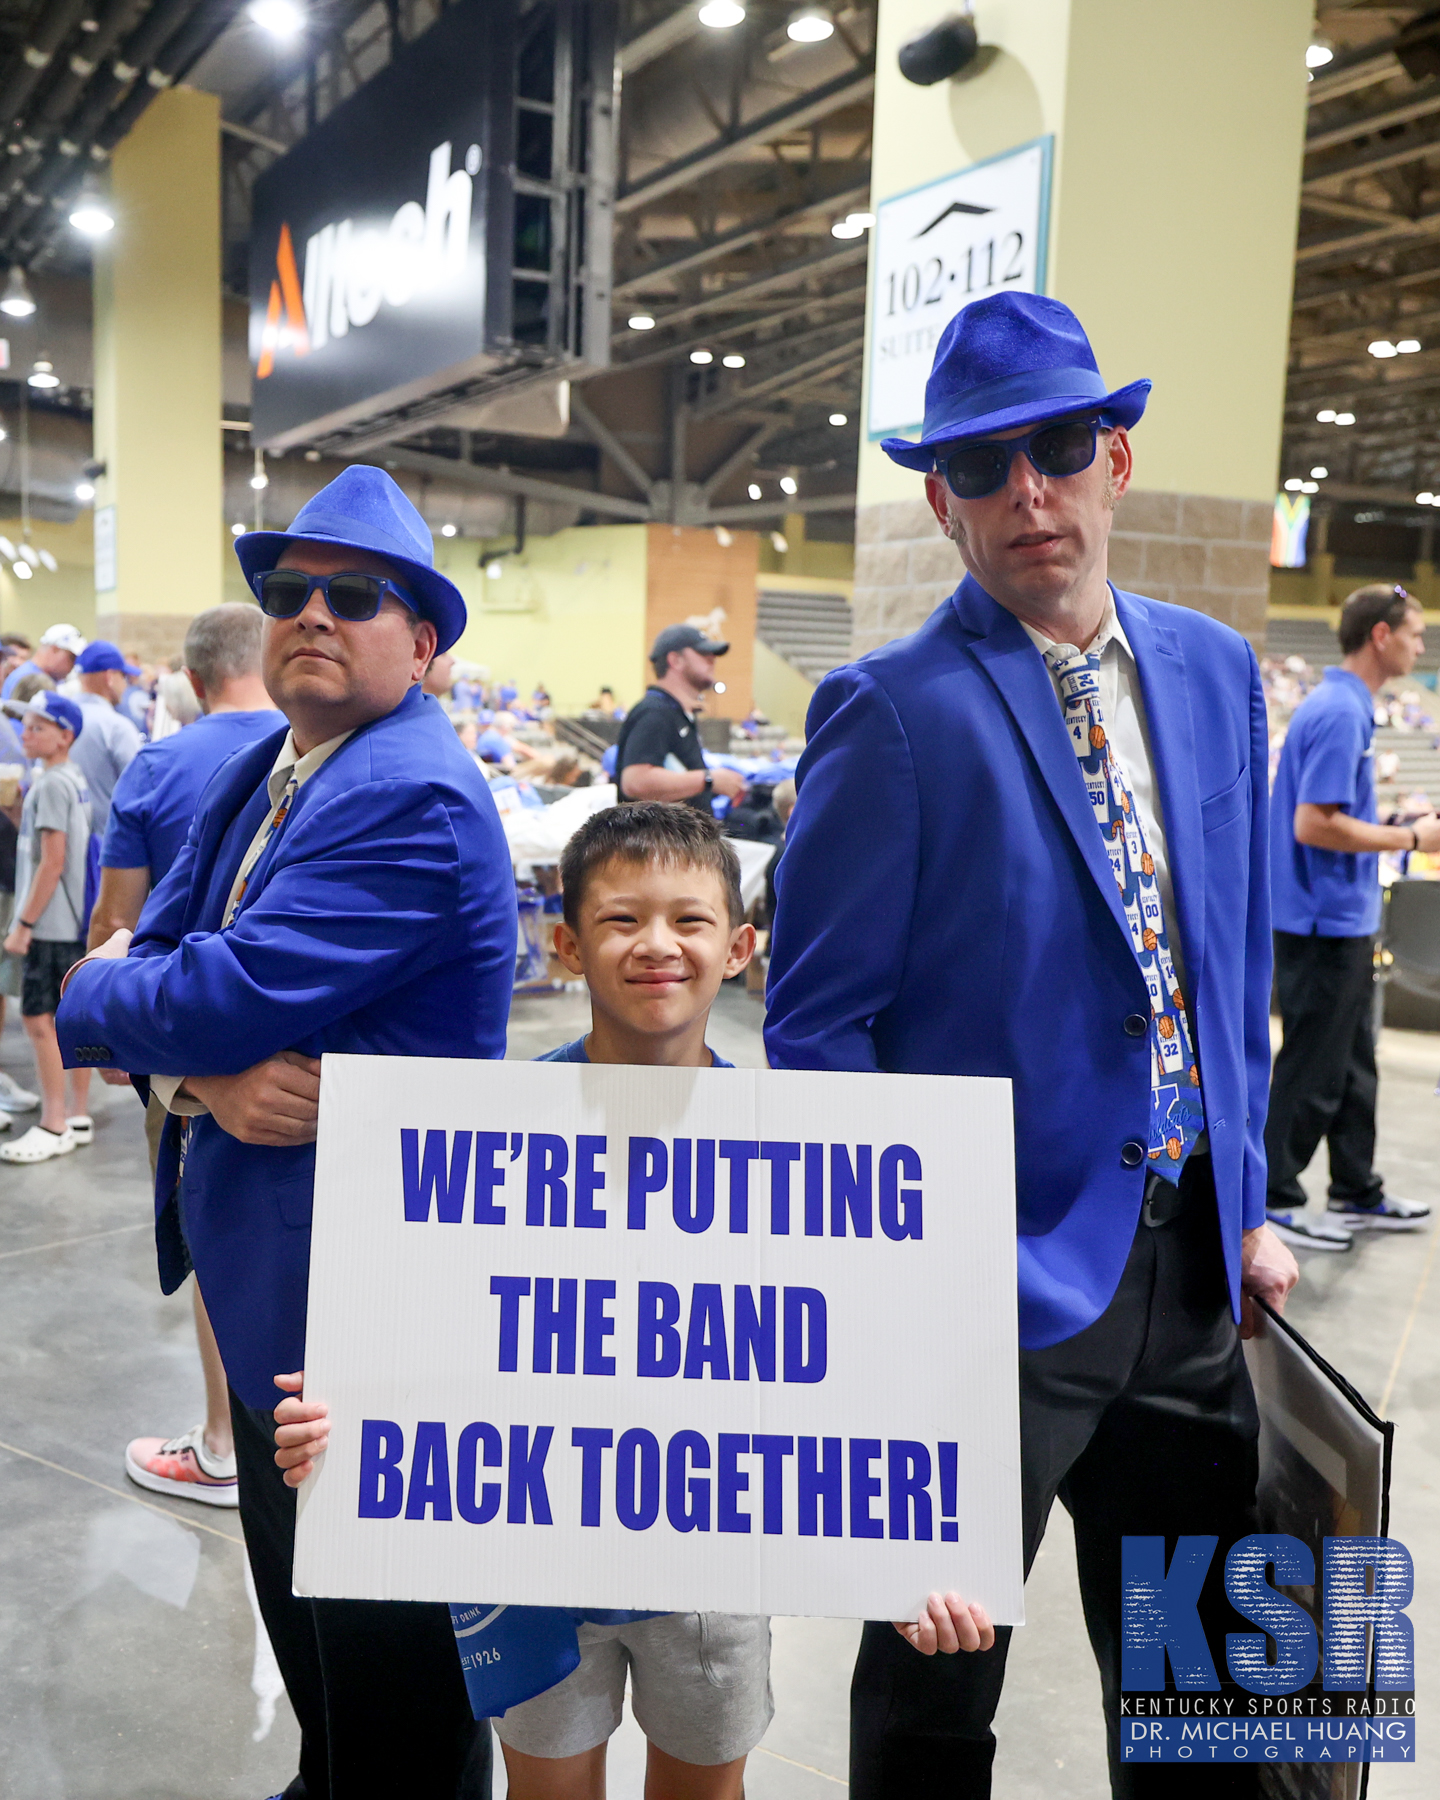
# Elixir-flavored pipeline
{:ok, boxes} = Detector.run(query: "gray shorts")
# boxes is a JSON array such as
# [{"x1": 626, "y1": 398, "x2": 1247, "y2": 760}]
[{"x1": 494, "y1": 1612, "x2": 773, "y2": 1765}]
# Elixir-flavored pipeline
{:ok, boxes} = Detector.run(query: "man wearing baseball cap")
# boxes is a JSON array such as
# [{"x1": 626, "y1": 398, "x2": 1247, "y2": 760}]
[
  {"x1": 0, "y1": 621, "x2": 87, "y2": 700},
  {"x1": 0, "y1": 690, "x2": 94, "y2": 1162},
  {"x1": 766, "y1": 291, "x2": 1298, "y2": 1796},
  {"x1": 56, "y1": 466, "x2": 514, "y2": 1798},
  {"x1": 70, "y1": 641, "x2": 143, "y2": 835},
  {"x1": 614, "y1": 622, "x2": 748, "y2": 811}
]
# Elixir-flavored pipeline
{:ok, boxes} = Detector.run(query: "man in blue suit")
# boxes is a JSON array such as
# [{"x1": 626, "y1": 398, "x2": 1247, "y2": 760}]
[
  {"x1": 765, "y1": 293, "x2": 1299, "y2": 1798},
  {"x1": 58, "y1": 467, "x2": 516, "y2": 1800}
]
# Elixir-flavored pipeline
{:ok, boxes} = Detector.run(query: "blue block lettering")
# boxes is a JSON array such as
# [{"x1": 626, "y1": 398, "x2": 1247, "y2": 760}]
[
  {"x1": 804, "y1": 1142, "x2": 824, "y2": 1236},
  {"x1": 720, "y1": 1140, "x2": 759, "y2": 1232},
  {"x1": 783, "y1": 1286, "x2": 827, "y2": 1383},
  {"x1": 849, "y1": 1438, "x2": 883, "y2": 1539},
  {"x1": 734, "y1": 1285, "x2": 776, "y2": 1381},
  {"x1": 506, "y1": 1425, "x2": 554, "y2": 1524},
  {"x1": 402, "y1": 1129, "x2": 472, "y2": 1223},
  {"x1": 761, "y1": 1141, "x2": 800, "y2": 1234},
  {"x1": 616, "y1": 1428, "x2": 661, "y2": 1531},
  {"x1": 533, "y1": 1277, "x2": 578, "y2": 1374},
  {"x1": 1323, "y1": 1537, "x2": 1415, "y2": 1691},
  {"x1": 1121, "y1": 1536, "x2": 1220, "y2": 1691},
  {"x1": 575, "y1": 1135, "x2": 607, "y2": 1228},
  {"x1": 358, "y1": 1419, "x2": 405, "y2": 1519},
  {"x1": 799, "y1": 1436, "x2": 842, "y2": 1537},
  {"x1": 405, "y1": 1420, "x2": 453, "y2": 1520},
  {"x1": 473, "y1": 1131, "x2": 507, "y2": 1224},
  {"x1": 455, "y1": 1422, "x2": 502, "y2": 1524},
  {"x1": 490, "y1": 1275, "x2": 531, "y2": 1372},
  {"x1": 637, "y1": 1282, "x2": 682, "y2": 1377},
  {"x1": 628, "y1": 1137, "x2": 667, "y2": 1229},
  {"x1": 752, "y1": 1434, "x2": 794, "y2": 1535},
  {"x1": 583, "y1": 1280, "x2": 617, "y2": 1375},
  {"x1": 666, "y1": 1430, "x2": 711, "y2": 1532},
  {"x1": 572, "y1": 1427, "x2": 613, "y2": 1527},
  {"x1": 831, "y1": 1143, "x2": 873, "y2": 1237},
  {"x1": 684, "y1": 1283, "x2": 731, "y2": 1380},
  {"x1": 526, "y1": 1134, "x2": 569, "y2": 1226},
  {"x1": 887, "y1": 1440, "x2": 933, "y2": 1541},
  {"x1": 718, "y1": 1431, "x2": 751, "y2": 1534},
  {"x1": 879, "y1": 1144, "x2": 924, "y2": 1240}
]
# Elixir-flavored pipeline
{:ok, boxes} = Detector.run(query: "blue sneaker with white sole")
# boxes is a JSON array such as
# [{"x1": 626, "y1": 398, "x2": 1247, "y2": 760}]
[
  {"x1": 1266, "y1": 1208, "x2": 1353, "y2": 1251},
  {"x1": 1328, "y1": 1194, "x2": 1431, "y2": 1231}
]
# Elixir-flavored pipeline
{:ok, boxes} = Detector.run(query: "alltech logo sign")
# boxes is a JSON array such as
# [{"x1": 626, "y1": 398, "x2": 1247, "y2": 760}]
[
  {"x1": 255, "y1": 140, "x2": 480, "y2": 380},
  {"x1": 1121, "y1": 1533, "x2": 1415, "y2": 1767},
  {"x1": 249, "y1": 0, "x2": 513, "y2": 448}
]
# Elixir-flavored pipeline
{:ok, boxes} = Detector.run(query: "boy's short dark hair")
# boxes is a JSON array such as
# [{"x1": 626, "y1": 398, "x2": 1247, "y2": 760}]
[
  {"x1": 560, "y1": 803, "x2": 745, "y2": 928},
  {"x1": 1338, "y1": 583, "x2": 1420, "y2": 655}
]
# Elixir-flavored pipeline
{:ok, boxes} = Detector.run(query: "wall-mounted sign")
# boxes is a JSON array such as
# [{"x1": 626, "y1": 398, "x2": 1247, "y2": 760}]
[
  {"x1": 867, "y1": 137, "x2": 1053, "y2": 442},
  {"x1": 249, "y1": 0, "x2": 517, "y2": 450},
  {"x1": 93, "y1": 504, "x2": 116, "y2": 594}
]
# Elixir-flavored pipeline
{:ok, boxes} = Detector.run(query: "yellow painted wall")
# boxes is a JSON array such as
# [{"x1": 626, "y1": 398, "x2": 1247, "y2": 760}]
[
  {"x1": 92, "y1": 86, "x2": 223, "y2": 620},
  {"x1": 0, "y1": 516, "x2": 98, "y2": 642},
  {"x1": 752, "y1": 638, "x2": 816, "y2": 738},
  {"x1": 438, "y1": 523, "x2": 650, "y2": 713},
  {"x1": 860, "y1": 0, "x2": 1312, "y2": 509}
]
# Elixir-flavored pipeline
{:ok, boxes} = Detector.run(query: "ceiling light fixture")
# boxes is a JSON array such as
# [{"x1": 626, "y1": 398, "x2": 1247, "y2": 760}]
[
  {"x1": 18, "y1": 543, "x2": 38, "y2": 567},
  {"x1": 26, "y1": 358, "x2": 59, "y2": 389},
  {"x1": 1306, "y1": 43, "x2": 1334, "y2": 71},
  {"x1": 780, "y1": 475, "x2": 798, "y2": 495},
  {"x1": 1310, "y1": 467, "x2": 1328, "y2": 480},
  {"x1": 770, "y1": 531, "x2": 789, "y2": 554},
  {"x1": 1418, "y1": 493, "x2": 1435, "y2": 505},
  {"x1": 11, "y1": 559, "x2": 31, "y2": 580},
  {"x1": 1368, "y1": 340, "x2": 1398, "y2": 358},
  {"x1": 787, "y1": 6, "x2": 834, "y2": 43},
  {"x1": 250, "y1": 471, "x2": 269, "y2": 490},
  {"x1": 1316, "y1": 408, "x2": 1336, "y2": 422},
  {"x1": 1335, "y1": 412, "x2": 1356, "y2": 425},
  {"x1": 722, "y1": 353, "x2": 746, "y2": 368},
  {"x1": 1398, "y1": 338, "x2": 1422, "y2": 353},
  {"x1": 1284, "y1": 478, "x2": 1303, "y2": 492},
  {"x1": 627, "y1": 313, "x2": 656, "y2": 331},
  {"x1": 251, "y1": 0, "x2": 305, "y2": 37},
  {"x1": 37, "y1": 548, "x2": 56, "y2": 572},
  {"x1": 690, "y1": 348, "x2": 713, "y2": 365},
  {"x1": 831, "y1": 213, "x2": 870, "y2": 239},
  {"x1": 829, "y1": 412, "x2": 848, "y2": 425},
  {"x1": 231, "y1": 522, "x2": 246, "y2": 536},
  {"x1": 485, "y1": 560, "x2": 504, "y2": 580},
  {"x1": 747, "y1": 483, "x2": 762, "y2": 500},
  {"x1": 0, "y1": 266, "x2": 35, "y2": 318},
  {"x1": 1300, "y1": 481, "x2": 1319, "y2": 494},
  {"x1": 698, "y1": 1, "x2": 745, "y2": 27},
  {"x1": 68, "y1": 183, "x2": 113, "y2": 237},
  {"x1": 0, "y1": 538, "x2": 14, "y2": 559},
  {"x1": 74, "y1": 481, "x2": 95, "y2": 502},
  {"x1": 713, "y1": 680, "x2": 727, "y2": 694},
  {"x1": 440, "y1": 523, "x2": 457, "y2": 537}
]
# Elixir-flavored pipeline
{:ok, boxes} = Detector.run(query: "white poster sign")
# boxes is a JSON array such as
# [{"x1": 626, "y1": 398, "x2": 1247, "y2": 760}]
[
  {"x1": 867, "y1": 136, "x2": 1053, "y2": 441},
  {"x1": 295, "y1": 1055, "x2": 1024, "y2": 1625}
]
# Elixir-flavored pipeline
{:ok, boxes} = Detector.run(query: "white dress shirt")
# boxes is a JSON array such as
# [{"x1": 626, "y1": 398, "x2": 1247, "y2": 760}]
[{"x1": 151, "y1": 727, "x2": 353, "y2": 1115}]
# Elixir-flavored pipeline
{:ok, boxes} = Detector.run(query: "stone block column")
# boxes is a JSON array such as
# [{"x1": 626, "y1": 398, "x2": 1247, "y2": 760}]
[{"x1": 854, "y1": 0, "x2": 1313, "y2": 654}]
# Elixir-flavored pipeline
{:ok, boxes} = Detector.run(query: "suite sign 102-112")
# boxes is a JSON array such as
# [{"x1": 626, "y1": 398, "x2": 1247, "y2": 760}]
[{"x1": 867, "y1": 137, "x2": 1053, "y2": 443}]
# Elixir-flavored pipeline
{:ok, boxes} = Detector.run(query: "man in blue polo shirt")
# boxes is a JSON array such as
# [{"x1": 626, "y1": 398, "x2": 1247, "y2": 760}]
[{"x1": 1267, "y1": 583, "x2": 1439, "y2": 1250}]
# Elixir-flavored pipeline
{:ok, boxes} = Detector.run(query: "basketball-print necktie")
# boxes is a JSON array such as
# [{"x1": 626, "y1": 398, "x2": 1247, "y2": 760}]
[{"x1": 1044, "y1": 644, "x2": 1204, "y2": 1180}]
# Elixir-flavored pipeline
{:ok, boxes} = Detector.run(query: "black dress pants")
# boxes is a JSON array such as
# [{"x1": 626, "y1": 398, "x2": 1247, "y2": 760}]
[
  {"x1": 230, "y1": 1390, "x2": 493, "y2": 1800},
  {"x1": 1265, "y1": 929, "x2": 1381, "y2": 1209},
  {"x1": 850, "y1": 1158, "x2": 1260, "y2": 1799}
]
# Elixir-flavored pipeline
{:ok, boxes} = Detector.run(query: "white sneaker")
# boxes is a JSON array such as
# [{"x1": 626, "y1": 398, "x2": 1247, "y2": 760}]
[
  {"x1": 66, "y1": 1115, "x2": 93, "y2": 1146},
  {"x1": 0, "y1": 1070, "x2": 38, "y2": 1113},
  {"x1": 0, "y1": 1125, "x2": 77, "y2": 1163}
]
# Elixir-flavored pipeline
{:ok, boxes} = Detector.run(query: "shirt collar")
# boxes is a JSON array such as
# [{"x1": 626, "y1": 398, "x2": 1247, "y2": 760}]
[
  {"x1": 266, "y1": 727, "x2": 354, "y2": 806},
  {"x1": 1016, "y1": 586, "x2": 1133, "y2": 664}
]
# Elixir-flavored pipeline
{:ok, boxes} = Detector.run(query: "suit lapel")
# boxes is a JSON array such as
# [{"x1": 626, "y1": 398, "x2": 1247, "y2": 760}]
[
  {"x1": 186, "y1": 741, "x2": 283, "y2": 933},
  {"x1": 1114, "y1": 589, "x2": 1206, "y2": 998},
  {"x1": 957, "y1": 578, "x2": 1132, "y2": 947}
]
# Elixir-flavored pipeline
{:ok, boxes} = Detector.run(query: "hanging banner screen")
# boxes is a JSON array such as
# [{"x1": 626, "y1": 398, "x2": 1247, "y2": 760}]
[{"x1": 249, "y1": 0, "x2": 516, "y2": 449}]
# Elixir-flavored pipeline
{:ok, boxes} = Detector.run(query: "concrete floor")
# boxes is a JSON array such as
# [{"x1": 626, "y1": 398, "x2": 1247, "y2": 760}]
[{"x1": 1, "y1": 986, "x2": 1436, "y2": 1797}]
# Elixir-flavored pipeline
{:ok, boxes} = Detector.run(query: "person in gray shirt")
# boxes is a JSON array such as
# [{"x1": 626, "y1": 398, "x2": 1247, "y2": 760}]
[{"x1": 68, "y1": 641, "x2": 143, "y2": 833}]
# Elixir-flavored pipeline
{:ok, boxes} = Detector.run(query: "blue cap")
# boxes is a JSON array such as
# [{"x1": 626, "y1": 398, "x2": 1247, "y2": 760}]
[
  {"x1": 76, "y1": 640, "x2": 141, "y2": 677},
  {"x1": 3, "y1": 690, "x2": 83, "y2": 738},
  {"x1": 880, "y1": 291, "x2": 1151, "y2": 471},
  {"x1": 233, "y1": 465, "x2": 468, "y2": 654}
]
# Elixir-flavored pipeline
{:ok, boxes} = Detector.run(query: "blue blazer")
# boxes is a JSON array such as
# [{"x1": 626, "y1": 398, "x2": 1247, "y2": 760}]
[
  {"x1": 764, "y1": 576, "x2": 1271, "y2": 1350},
  {"x1": 57, "y1": 687, "x2": 518, "y2": 1406}
]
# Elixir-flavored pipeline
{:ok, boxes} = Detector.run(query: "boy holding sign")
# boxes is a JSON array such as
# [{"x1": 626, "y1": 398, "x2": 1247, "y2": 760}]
[{"x1": 277, "y1": 804, "x2": 993, "y2": 1794}]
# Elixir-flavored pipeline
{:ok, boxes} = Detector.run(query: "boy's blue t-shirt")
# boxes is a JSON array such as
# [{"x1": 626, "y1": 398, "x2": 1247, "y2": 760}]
[{"x1": 451, "y1": 1034, "x2": 734, "y2": 1717}]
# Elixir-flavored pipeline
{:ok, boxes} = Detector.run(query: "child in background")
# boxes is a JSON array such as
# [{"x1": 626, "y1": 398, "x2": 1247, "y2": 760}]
[{"x1": 275, "y1": 804, "x2": 992, "y2": 1794}]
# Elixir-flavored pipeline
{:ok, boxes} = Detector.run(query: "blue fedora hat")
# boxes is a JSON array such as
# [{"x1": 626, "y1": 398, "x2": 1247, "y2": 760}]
[
  {"x1": 234, "y1": 465, "x2": 467, "y2": 653},
  {"x1": 881, "y1": 292, "x2": 1151, "y2": 472}
]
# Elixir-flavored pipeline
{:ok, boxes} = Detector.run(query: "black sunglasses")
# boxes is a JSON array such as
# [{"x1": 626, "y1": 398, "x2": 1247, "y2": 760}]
[
  {"x1": 937, "y1": 417, "x2": 1104, "y2": 501},
  {"x1": 251, "y1": 568, "x2": 415, "y2": 622}
]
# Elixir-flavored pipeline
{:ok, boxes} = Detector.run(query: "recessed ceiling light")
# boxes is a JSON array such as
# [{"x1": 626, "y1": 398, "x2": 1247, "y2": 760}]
[
  {"x1": 787, "y1": 7, "x2": 834, "y2": 43},
  {"x1": 690, "y1": 349, "x2": 713, "y2": 365},
  {"x1": 628, "y1": 313, "x2": 656, "y2": 331}
]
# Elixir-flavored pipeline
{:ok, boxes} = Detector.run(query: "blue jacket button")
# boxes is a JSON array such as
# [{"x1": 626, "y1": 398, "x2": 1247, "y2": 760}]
[
  {"x1": 1121, "y1": 1141, "x2": 1145, "y2": 1168},
  {"x1": 1124, "y1": 1013, "x2": 1148, "y2": 1037}
]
